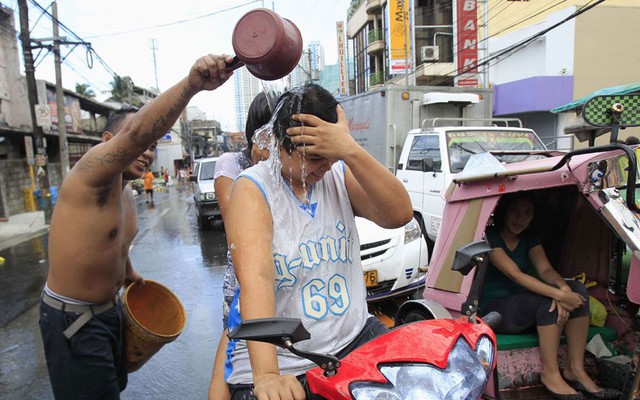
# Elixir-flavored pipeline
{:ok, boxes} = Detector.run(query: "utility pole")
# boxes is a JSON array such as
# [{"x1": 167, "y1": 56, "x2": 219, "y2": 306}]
[
  {"x1": 52, "y1": 1, "x2": 70, "y2": 178},
  {"x1": 150, "y1": 39, "x2": 159, "y2": 90},
  {"x1": 17, "y1": 0, "x2": 52, "y2": 222},
  {"x1": 479, "y1": 0, "x2": 489, "y2": 88}
]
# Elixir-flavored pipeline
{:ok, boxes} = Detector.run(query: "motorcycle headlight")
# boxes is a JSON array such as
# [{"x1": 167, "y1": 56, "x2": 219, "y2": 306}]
[
  {"x1": 351, "y1": 336, "x2": 495, "y2": 400},
  {"x1": 404, "y1": 218, "x2": 422, "y2": 244}
]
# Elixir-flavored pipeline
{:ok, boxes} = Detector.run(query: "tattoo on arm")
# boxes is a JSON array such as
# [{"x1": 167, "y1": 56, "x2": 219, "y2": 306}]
[
  {"x1": 79, "y1": 148, "x2": 129, "y2": 173},
  {"x1": 131, "y1": 87, "x2": 191, "y2": 145}
]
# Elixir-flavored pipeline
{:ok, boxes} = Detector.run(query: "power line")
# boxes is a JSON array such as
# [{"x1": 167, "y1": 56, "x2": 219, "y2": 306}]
[
  {"x1": 491, "y1": 0, "x2": 568, "y2": 38},
  {"x1": 82, "y1": 0, "x2": 261, "y2": 39},
  {"x1": 446, "y1": 0, "x2": 604, "y2": 80}
]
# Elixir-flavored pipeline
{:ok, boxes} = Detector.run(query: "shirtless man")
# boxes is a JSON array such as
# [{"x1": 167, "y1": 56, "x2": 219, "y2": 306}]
[{"x1": 39, "y1": 54, "x2": 234, "y2": 399}]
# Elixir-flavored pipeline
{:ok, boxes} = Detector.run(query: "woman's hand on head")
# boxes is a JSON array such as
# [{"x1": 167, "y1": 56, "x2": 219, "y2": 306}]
[{"x1": 286, "y1": 104, "x2": 358, "y2": 161}]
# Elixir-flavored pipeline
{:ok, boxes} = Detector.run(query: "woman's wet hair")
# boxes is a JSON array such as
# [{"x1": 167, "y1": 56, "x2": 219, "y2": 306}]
[
  {"x1": 491, "y1": 191, "x2": 539, "y2": 238},
  {"x1": 272, "y1": 83, "x2": 338, "y2": 154},
  {"x1": 244, "y1": 92, "x2": 276, "y2": 158}
]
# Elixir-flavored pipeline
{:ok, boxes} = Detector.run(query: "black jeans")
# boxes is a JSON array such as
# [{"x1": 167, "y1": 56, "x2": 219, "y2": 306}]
[
  {"x1": 482, "y1": 279, "x2": 590, "y2": 334},
  {"x1": 229, "y1": 317, "x2": 388, "y2": 399},
  {"x1": 39, "y1": 300, "x2": 128, "y2": 399}
]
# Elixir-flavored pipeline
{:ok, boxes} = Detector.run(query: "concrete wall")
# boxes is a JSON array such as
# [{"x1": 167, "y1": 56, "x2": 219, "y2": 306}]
[
  {"x1": 489, "y1": 7, "x2": 576, "y2": 85},
  {"x1": 0, "y1": 160, "x2": 62, "y2": 217},
  {"x1": 0, "y1": 7, "x2": 31, "y2": 129},
  {"x1": 573, "y1": 6, "x2": 640, "y2": 98},
  {"x1": 486, "y1": 0, "x2": 635, "y2": 37}
]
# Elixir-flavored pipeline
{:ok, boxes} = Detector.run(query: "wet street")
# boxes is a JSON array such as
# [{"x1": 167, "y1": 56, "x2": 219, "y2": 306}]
[{"x1": 0, "y1": 186, "x2": 230, "y2": 399}]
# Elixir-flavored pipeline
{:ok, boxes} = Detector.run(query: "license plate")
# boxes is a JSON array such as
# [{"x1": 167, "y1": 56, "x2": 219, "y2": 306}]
[{"x1": 363, "y1": 270, "x2": 378, "y2": 287}]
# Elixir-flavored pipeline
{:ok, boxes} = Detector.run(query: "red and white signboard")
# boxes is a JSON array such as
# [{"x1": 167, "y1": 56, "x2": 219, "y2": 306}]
[
  {"x1": 456, "y1": 0, "x2": 479, "y2": 87},
  {"x1": 336, "y1": 21, "x2": 348, "y2": 96}
]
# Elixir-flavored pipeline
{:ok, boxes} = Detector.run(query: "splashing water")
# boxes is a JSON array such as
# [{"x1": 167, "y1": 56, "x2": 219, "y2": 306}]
[{"x1": 252, "y1": 85, "x2": 311, "y2": 206}]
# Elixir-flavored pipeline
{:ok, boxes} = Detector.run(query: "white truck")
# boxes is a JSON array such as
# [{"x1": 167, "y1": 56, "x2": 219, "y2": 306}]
[
  {"x1": 395, "y1": 118, "x2": 550, "y2": 247},
  {"x1": 341, "y1": 86, "x2": 549, "y2": 250},
  {"x1": 341, "y1": 86, "x2": 493, "y2": 301},
  {"x1": 340, "y1": 86, "x2": 494, "y2": 174}
]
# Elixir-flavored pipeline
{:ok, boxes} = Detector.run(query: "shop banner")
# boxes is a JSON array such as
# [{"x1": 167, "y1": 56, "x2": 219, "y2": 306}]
[
  {"x1": 456, "y1": 0, "x2": 479, "y2": 87},
  {"x1": 389, "y1": 0, "x2": 411, "y2": 75}
]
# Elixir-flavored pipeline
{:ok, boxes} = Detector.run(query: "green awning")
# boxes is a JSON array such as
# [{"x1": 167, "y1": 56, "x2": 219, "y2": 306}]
[{"x1": 551, "y1": 82, "x2": 640, "y2": 113}]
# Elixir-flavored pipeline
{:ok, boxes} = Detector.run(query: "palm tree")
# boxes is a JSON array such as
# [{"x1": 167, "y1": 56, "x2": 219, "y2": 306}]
[
  {"x1": 107, "y1": 75, "x2": 141, "y2": 106},
  {"x1": 75, "y1": 83, "x2": 96, "y2": 98}
]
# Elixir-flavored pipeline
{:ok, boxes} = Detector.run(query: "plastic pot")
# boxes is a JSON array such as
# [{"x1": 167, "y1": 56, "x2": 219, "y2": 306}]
[{"x1": 226, "y1": 8, "x2": 303, "y2": 81}]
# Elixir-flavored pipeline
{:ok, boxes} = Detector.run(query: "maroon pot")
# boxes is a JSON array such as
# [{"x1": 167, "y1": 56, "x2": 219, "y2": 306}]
[{"x1": 227, "y1": 8, "x2": 303, "y2": 81}]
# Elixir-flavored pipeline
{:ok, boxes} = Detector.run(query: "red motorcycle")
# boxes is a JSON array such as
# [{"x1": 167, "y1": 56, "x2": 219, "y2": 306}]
[{"x1": 228, "y1": 242, "x2": 498, "y2": 400}]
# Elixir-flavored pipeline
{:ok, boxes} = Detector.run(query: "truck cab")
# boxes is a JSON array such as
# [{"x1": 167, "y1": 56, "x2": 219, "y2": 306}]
[{"x1": 396, "y1": 118, "x2": 551, "y2": 248}]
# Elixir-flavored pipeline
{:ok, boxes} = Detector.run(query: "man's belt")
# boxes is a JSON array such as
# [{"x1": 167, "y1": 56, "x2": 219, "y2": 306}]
[{"x1": 42, "y1": 291, "x2": 116, "y2": 339}]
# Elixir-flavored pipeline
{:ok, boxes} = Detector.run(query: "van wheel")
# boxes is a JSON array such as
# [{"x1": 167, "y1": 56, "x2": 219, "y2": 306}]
[{"x1": 400, "y1": 309, "x2": 434, "y2": 325}]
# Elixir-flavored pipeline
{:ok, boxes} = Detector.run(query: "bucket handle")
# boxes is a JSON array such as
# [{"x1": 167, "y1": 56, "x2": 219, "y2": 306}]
[{"x1": 225, "y1": 56, "x2": 245, "y2": 73}]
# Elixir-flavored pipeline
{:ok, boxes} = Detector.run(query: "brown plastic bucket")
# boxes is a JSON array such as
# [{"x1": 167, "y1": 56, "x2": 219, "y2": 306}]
[
  {"x1": 227, "y1": 8, "x2": 303, "y2": 80},
  {"x1": 122, "y1": 280, "x2": 186, "y2": 372}
]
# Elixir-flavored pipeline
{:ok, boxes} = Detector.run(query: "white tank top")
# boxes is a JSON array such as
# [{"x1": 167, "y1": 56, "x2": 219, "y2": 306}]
[{"x1": 225, "y1": 160, "x2": 369, "y2": 384}]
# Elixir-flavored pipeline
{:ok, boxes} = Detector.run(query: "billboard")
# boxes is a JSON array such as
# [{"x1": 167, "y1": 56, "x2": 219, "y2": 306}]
[
  {"x1": 336, "y1": 21, "x2": 348, "y2": 96},
  {"x1": 456, "y1": 0, "x2": 479, "y2": 87},
  {"x1": 46, "y1": 87, "x2": 83, "y2": 134},
  {"x1": 389, "y1": 0, "x2": 411, "y2": 75}
]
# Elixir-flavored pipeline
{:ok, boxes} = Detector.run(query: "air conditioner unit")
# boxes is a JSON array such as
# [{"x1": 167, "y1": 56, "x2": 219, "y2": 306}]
[{"x1": 421, "y1": 46, "x2": 440, "y2": 62}]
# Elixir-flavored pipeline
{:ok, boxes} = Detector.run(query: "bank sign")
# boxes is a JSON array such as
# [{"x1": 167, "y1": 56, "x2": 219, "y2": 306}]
[{"x1": 456, "y1": 0, "x2": 479, "y2": 87}]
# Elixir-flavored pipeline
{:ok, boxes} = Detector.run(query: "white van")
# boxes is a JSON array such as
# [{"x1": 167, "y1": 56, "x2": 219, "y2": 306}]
[
  {"x1": 189, "y1": 157, "x2": 221, "y2": 228},
  {"x1": 396, "y1": 118, "x2": 551, "y2": 248}
]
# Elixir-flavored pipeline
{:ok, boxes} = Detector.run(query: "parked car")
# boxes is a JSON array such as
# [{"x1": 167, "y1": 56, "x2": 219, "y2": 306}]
[
  {"x1": 189, "y1": 157, "x2": 221, "y2": 229},
  {"x1": 356, "y1": 216, "x2": 428, "y2": 303}
]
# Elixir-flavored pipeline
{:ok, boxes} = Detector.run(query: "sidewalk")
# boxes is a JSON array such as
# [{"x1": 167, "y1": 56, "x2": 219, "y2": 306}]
[{"x1": 0, "y1": 211, "x2": 49, "y2": 252}]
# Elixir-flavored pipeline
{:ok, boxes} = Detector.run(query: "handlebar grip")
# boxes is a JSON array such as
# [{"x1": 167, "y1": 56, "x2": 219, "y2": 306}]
[{"x1": 300, "y1": 375, "x2": 327, "y2": 400}]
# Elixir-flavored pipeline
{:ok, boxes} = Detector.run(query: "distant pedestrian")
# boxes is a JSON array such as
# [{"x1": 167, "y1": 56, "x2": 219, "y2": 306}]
[
  {"x1": 143, "y1": 170, "x2": 155, "y2": 204},
  {"x1": 178, "y1": 168, "x2": 187, "y2": 192},
  {"x1": 39, "y1": 53, "x2": 234, "y2": 400}
]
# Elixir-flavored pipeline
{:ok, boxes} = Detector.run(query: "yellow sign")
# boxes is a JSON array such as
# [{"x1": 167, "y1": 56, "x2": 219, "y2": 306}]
[
  {"x1": 389, "y1": 0, "x2": 411, "y2": 74},
  {"x1": 363, "y1": 270, "x2": 378, "y2": 287}
]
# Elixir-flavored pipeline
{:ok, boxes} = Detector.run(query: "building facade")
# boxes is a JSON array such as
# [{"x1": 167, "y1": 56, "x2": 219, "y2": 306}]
[
  {"x1": 488, "y1": 1, "x2": 640, "y2": 149},
  {"x1": 0, "y1": 5, "x2": 183, "y2": 217},
  {"x1": 346, "y1": 0, "x2": 466, "y2": 95}
]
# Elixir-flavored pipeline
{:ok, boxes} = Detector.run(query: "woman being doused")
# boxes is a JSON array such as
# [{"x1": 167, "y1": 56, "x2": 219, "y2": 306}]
[{"x1": 223, "y1": 83, "x2": 413, "y2": 399}]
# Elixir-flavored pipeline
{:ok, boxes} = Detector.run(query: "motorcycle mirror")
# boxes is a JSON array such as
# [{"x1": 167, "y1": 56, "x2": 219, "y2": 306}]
[
  {"x1": 454, "y1": 240, "x2": 493, "y2": 324},
  {"x1": 452, "y1": 240, "x2": 493, "y2": 276},
  {"x1": 227, "y1": 317, "x2": 310, "y2": 346}
]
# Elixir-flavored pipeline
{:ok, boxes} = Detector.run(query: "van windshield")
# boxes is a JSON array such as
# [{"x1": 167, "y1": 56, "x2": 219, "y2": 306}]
[
  {"x1": 446, "y1": 129, "x2": 547, "y2": 172},
  {"x1": 199, "y1": 161, "x2": 217, "y2": 181}
]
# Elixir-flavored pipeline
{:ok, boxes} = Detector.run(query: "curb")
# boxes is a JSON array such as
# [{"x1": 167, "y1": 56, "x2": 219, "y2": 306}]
[{"x1": 0, "y1": 226, "x2": 49, "y2": 252}]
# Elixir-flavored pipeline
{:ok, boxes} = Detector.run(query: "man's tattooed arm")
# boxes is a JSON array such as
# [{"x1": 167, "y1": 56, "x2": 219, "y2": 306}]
[{"x1": 78, "y1": 148, "x2": 129, "y2": 173}]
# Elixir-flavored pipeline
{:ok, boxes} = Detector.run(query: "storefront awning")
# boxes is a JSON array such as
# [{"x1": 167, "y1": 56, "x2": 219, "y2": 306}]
[{"x1": 551, "y1": 82, "x2": 640, "y2": 113}]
